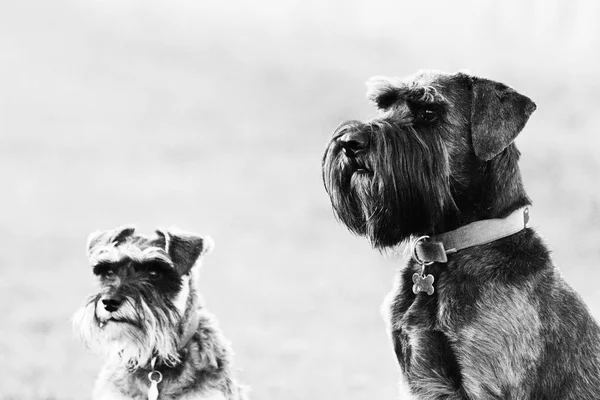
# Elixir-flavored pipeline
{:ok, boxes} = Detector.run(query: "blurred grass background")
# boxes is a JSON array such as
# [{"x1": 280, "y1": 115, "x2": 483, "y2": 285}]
[{"x1": 0, "y1": 0, "x2": 598, "y2": 399}]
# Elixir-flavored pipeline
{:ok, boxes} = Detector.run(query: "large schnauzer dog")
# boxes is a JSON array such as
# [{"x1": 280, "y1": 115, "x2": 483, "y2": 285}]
[{"x1": 322, "y1": 70, "x2": 600, "y2": 399}]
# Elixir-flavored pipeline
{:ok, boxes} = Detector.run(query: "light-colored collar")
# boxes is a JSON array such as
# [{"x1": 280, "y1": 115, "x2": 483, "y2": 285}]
[{"x1": 412, "y1": 207, "x2": 530, "y2": 264}]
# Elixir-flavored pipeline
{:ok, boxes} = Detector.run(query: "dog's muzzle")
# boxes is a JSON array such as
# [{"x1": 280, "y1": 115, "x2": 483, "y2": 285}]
[
  {"x1": 95, "y1": 293, "x2": 134, "y2": 327},
  {"x1": 101, "y1": 294, "x2": 125, "y2": 313},
  {"x1": 331, "y1": 122, "x2": 374, "y2": 176},
  {"x1": 338, "y1": 128, "x2": 370, "y2": 158}
]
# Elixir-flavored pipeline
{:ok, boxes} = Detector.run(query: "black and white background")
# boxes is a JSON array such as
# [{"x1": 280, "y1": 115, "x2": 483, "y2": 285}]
[{"x1": 0, "y1": 1, "x2": 598, "y2": 398}]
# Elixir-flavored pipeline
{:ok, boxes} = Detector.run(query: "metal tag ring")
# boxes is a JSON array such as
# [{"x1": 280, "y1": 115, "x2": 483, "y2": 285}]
[
  {"x1": 148, "y1": 370, "x2": 163, "y2": 383},
  {"x1": 411, "y1": 235, "x2": 434, "y2": 266}
]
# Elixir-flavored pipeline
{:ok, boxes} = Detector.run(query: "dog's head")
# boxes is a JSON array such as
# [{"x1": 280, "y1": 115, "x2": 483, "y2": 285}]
[
  {"x1": 322, "y1": 70, "x2": 536, "y2": 248},
  {"x1": 73, "y1": 226, "x2": 213, "y2": 370}
]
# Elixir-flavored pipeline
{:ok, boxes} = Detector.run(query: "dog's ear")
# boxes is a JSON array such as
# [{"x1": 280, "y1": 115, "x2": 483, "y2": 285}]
[
  {"x1": 156, "y1": 229, "x2": 214, "y2": 275},
  {"x1": 470, "y1": 76, "x2": 536, "y2": 161},
  {"x1": 366, "y1": 77, "x2": 400, "y2": 110},
  {"x1": 87, "y1": 226, "x2": 136, "y2": 257}
]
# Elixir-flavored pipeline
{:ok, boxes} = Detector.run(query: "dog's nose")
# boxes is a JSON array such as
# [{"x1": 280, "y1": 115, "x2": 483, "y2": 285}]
[
  {"x1": 339, "y1": 130, "x2": 369, "y2": 157},
  {"x1": 101, "y1": 296, "x2": 124, "y2": 313}
]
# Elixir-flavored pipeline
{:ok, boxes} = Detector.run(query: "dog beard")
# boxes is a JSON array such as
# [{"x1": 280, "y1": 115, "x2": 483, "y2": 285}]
[
  {"x1": 322, "y1": 119, "x2": 454, "y2": 248},
  {"x1": 73, "y1": 287, "x2": 182, "y2": 370}
]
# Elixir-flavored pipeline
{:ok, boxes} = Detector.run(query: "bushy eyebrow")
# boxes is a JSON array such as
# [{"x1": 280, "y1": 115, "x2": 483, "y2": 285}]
[
  {"x1": 134, "y1": 258, "x2": 173, "y2": 271},
  {"x1": 132, "y1": 259, "x2": 180, "y2": 282},
  {"x1": 92, "y1": 260, "x2": 126, "y2": 275},
  {"x1": 367, "y1": 78, "x2": 448, "y2": 110},
  {"x1": 400, "y1": 85, "x2": 448, "y2": 105}
]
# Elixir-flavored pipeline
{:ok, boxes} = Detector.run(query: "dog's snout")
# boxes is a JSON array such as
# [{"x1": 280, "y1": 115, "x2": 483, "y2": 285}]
[
  {"x1": 339, "y1": 130, "x2": 369, "y2": 157},
  {"x1": 101, "y1": 295, "x2": 125, "y2": 313}
]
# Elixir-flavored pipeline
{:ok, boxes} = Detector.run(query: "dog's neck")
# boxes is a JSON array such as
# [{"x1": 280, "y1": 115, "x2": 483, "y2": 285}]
[
  {"x1": 143, "y1": 307, "x2": 201, "y2": 371},
  {"x1": 440, "y1": 145, "x2": 531, "y2": 234},
  {"x1": 123, "y1": 306, "x2": 235, "y2": 399},
  {"x1": 178, "y1": 307, "x2": 201, "y2": 351}
]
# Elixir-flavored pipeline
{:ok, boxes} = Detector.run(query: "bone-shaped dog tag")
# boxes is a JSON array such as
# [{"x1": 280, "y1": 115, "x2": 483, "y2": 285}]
[
  {"x1": 412, "y1": 272, "x2": 435, "y2": 295},
  {"x1": 148, "y1": 381, "x2": 159, "y2": 400}
]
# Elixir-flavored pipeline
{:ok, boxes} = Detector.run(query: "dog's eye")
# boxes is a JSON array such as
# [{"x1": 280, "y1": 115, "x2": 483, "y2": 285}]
[
  {"x1": 415, "y1": 108, "x2": 438, "y2": 123},
  {"x1": 93, "y1": 263, "x2": 116, "y2": 277},
  {"x1": 148, "y1": 270, "x2": 161, "y2": 279},
  {"x1": 103, "y1": 269, "x2": 115, "y2": 278}
]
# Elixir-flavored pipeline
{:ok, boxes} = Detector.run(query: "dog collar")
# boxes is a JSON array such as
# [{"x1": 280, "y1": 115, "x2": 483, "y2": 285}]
[
  {"x1": 412, "y1": 206, "x2": 531, "y2": 264},
  {"x1": 409, "y1": 207, "x2": 530, "y2": 296}
]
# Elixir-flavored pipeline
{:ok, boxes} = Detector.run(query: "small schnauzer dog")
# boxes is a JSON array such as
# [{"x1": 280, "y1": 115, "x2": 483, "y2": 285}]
[
  {"x1": 73, "y1": 226, "x2": 247, "y2": 400},
  {"x1": 322, "y1": 70, "x2": 600, "y2": 399}
]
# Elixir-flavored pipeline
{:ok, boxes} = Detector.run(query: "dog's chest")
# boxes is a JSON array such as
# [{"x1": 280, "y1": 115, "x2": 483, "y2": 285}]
[
  {"x1": 391, "y1": 255, "x2": 485, "y2": 330},
  {"x1": 390, "y1": 261, "x2": 445, "y2": 329},
  {"x1": 386, "y1": 244, "x2": 554, "y2": 399},
  {"x1": 94, "y1": 369, "x2": 227, "y2": 400},
  {"x1": 93, "y1": 389, "x2": 226, "y2": 400},
  {"x1": 94, "y1": 384, "x2": 226, "y2": 400},
  {"x1": 387, "y1": 261, "x2": 466, "y2": 385}
]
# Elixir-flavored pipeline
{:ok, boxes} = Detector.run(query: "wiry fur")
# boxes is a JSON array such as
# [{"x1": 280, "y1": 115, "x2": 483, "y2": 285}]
[
  {"x1": 322, "y1": 70, "x2": 600, "y2": 399},
  {"x1": 323, "y1": 118, "x2": 454, "y2": 247},
  {"x1": 73, "y1": 284, "x2": 182, "y2": 370},
  {"x1": 73, "y1": 226, "x2": 247, "y2": 400}
]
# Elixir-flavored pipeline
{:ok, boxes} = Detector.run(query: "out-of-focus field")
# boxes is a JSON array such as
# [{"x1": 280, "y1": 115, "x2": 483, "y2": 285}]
[{"x1": 0, "y1": 1, "x2": 598, "y2": 399}]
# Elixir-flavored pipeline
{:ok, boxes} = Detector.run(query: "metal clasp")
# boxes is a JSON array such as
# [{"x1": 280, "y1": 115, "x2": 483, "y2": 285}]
[
  {"x1": 148, "y1": 370, "x2": 163, "y2": 384},
  {"x1": 410, "y1": 235, "x2": 434, "y2": 266}
]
